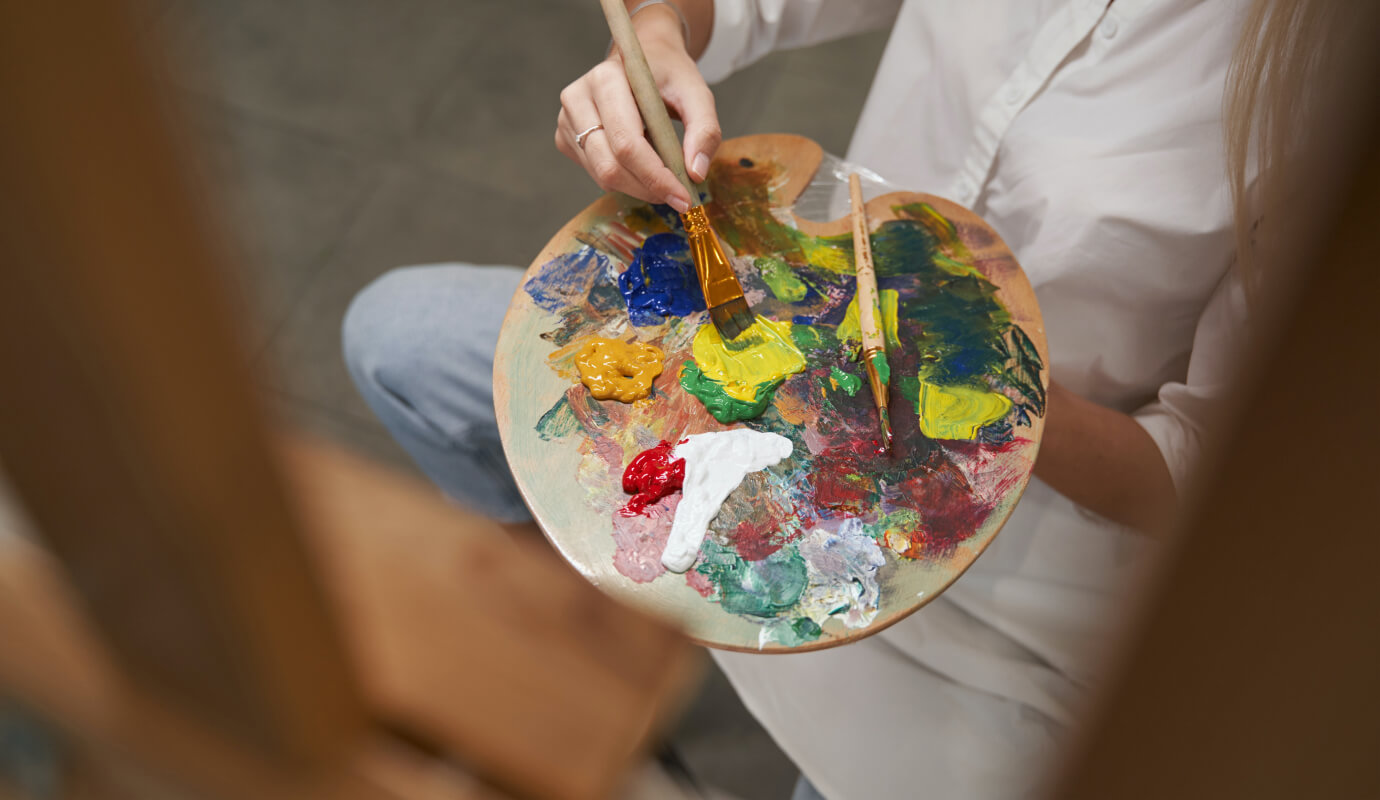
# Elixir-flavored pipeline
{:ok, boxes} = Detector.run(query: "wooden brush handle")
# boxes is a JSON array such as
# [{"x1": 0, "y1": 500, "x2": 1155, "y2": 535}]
[
  {"x1": 598, "y1": 0, "x2": 699, "y2": 200},
  {"x1": 849, "y1": 173, "x2": 885, "y2": 355}
]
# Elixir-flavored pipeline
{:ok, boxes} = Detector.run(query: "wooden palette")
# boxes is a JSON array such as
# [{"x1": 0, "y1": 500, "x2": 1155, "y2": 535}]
[{"x1": 495, "y1": 134, "x2": 1048, "y2": 652}]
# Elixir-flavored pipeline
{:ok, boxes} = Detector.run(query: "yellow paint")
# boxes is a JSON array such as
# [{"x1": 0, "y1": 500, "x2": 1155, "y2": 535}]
[
  {"x1": 691, "y1": 316, "x2": 805, "y2": 402},
  {"x1": 575, "y1": 337, "x2": 663, "y2": 403},
  {"x1": 836, "y1": 289, "x2": 901, "y2": 350},
  {"x1": 799, "y1": 236, "x2": 854, "y2": 274},
  {"x1": 916, "y1": 380, "x2": 1013, "y2": 440}
]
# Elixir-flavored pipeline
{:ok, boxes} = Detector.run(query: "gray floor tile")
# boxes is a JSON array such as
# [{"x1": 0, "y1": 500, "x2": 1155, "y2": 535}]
[
  {"x1": 740, "y1": 32, "x2": 889, "y2": 158},
  {"x1": 411, "y1": 1, "x2": 612, "y2": 197},
  {"x1": 260, "y1": 161, "x2": 542, "y2": 423},
  {"x1": 178, "y1": 95, "x2": 377, "y2": 349},
  {"x1": 158, "y1": 0, "x2": 500, "y2": 152},
  {"x1": 672, "y1": 661, "x2": 799, "y2": 800}
]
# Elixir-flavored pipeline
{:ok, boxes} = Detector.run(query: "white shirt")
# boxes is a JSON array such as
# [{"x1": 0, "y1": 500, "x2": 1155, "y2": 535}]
[{"x1": 698, "y1": 2, "x2": 1251, "y2": 798}]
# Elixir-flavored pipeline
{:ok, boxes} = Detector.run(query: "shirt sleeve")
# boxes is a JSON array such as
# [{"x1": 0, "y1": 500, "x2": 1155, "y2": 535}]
[
  {"x1": 698, "y1": 0, "x2": 904, "y2": 84},
  {"x1": 1132, "y1": 268, "x2": 1252, "y2": 494}
]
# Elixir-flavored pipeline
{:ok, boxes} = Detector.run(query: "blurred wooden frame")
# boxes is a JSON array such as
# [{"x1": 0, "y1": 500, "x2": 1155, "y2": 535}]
[{"x1": 0, "y1": 2, "x2": 695, "y2": 799}]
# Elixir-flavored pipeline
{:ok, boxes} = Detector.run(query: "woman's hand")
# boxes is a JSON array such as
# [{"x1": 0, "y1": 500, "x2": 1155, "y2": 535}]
[{"x1": 555, "y1": 6, "x2": 720, "y2": 212}]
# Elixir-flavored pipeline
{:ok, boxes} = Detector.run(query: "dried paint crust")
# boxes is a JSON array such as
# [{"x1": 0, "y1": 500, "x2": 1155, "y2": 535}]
[{"x1": 520, "y1": 157, "x2": 1045, "y2": 648}]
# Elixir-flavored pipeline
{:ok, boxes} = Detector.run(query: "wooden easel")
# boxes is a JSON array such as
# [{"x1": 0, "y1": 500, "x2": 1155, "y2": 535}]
[{"x1": 0, "y1": 3, "x2": 694, "y2": 798}]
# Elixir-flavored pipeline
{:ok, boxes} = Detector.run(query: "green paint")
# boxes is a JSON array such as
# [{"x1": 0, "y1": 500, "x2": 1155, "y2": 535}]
[
  {"x1": 790, "y1": 323, "x2": 840, "y2": 353},
  {"x1": 830, "y1": 366, "x2": 861, "y2": 396},
  {"x1": 774, "y1": 617, "x2": 823, "y2": 647},
  {"x1": 695, "y1": 540, "x2": 808, "y2": 618},
  {"x1": 873, "y1": 351, "x2": 890, "y2": 386},
  {"x1": 680, "y1": 361, "x2": 778, "y2": 423},
  {"x1": 535, "y1": 396, "x2": 579, "y2": 441},
  {"x1": 754, "y1": 256, "x2": 808, "y2": 302}
]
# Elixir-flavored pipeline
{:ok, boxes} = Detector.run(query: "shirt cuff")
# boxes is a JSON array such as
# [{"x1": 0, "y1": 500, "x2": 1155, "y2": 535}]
[
  {"x1": 1131, "y1": 402, "x2": 1197, "y2": 495},
  {"x1": 697, "y1": 0, "x2": 751, "y2": 84}
]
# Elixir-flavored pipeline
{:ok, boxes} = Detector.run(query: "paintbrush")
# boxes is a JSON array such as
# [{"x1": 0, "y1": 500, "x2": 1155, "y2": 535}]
[
  {"x1": 598, "y1": 0, "x2": 754, "y2": 341},
  {"x1": 849, "y1": 173, "x2": 893, "y2": 453}
]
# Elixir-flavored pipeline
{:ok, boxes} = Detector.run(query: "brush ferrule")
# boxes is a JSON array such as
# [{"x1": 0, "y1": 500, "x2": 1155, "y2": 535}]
[
  {"x1": 863, "y1": 347, "x2": 889, "y2": 411},
  {"x1": 681, "y1": 206, "x2": 745, "y2": 309}
]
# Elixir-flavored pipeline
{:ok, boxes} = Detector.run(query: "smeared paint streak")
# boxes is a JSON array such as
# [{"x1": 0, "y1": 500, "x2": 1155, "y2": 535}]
[
  {"x1": 829, "y1": 366, "x2": 861, "y2": 396},
  {"x1": 915, "y1": 380, "x2": 1013, "y2": 440},
  {"x1": 524, "y1": 246, "x2": 611, "y2": 313},
  {"x1": 610, "y1": 494, "x2": 680, "y2": 583},
  {"x1": 696, "y1": 539, "x2": 808, "y2": 618},
  {"x1": 575, "y1": 338, "x2": 664, "y2": 402},
  {"x1": 620, "y1": 440, "x2": 685, "y2": 516},
  {"x1": 836, "y1": 289, "x2": 901, "y2": 351},
  {"x1": 691, "y1": 316, "x2": 805, "y2": 402},
  {"x1": 662, "y1": 430, "x2": 793, "y2": 572},
  {"x1": 679, "y1": 361, "x2": 775, "y2": 423},
  {"x1": 535, "y1": 396, "x2": 579, "y2": 441},
  {"x1": 618, "y1": 233, "x2": 706, "y2": 325},
  {"x1": 873, "y1": 351, "x2": 891, "y2": 386},
  {"x1": 759, "y1": 617, "x2": 823, "y2": 649},
  {"x1": 758, "y1": 520, "x2": 885, "y2": 646},
  {"x1": 754, "y1": 255, "x2": 808, "y2": 302}
]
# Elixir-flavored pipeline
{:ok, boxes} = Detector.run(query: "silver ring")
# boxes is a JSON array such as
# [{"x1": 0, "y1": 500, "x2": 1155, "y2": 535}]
[{"x1": 575, "y1": 123, "x2": 604, "y2": 150}]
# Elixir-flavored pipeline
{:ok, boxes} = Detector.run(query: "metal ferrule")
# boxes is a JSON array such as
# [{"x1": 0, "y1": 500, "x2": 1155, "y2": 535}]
[{"x1": 681, "y1": 206, "x2": 745, "y2": 309}]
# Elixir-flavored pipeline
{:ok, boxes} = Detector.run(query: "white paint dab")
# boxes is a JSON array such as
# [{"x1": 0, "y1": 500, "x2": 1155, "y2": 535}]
[{"x1": 661, "y1": 429, "x2": 793, "y2": 573}]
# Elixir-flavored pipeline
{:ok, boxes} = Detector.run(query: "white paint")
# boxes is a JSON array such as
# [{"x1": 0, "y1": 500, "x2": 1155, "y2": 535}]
[
  {"x1": 661, "y1": 429, "x2": 793, "y2": 573},
  {"x1": 759, "y1": 519, "x2": 886, "y2": 647}
]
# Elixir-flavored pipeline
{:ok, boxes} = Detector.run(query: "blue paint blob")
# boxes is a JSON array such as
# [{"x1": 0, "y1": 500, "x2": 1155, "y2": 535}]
[
  {"x1": 617, "y1": 233, "x2": 706, "y2": 326},
  {"x1": 524, "y1": 247, "x2": 611, "y2": 314}
]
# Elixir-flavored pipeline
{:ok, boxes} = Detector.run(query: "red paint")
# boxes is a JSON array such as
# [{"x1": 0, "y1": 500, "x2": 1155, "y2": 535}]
[
  {"x1": 730, "y1": 519, "x2": 784, "y2": 561},
  {"x1": 893, "y1": 461, "x2": 993, "y2": 554},
  {"x1": 620, "y1": 440, "x2": 686, "y2": 516}
]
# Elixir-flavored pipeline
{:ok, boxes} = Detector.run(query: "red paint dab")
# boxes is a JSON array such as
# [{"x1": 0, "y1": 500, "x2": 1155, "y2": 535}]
[{"x1": 620, "y1": 440, "x2": 686, "y2": 516}]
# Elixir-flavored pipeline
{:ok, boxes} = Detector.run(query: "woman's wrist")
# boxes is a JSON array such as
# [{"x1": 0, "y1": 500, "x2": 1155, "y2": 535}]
[{"x1": 605, "y1": 4, "x2": 692, "y2": 63}]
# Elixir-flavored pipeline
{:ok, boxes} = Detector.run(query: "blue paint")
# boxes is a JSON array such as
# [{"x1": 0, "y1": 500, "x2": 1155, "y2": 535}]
[
  {"x1": 524, "y1": 246, "x2": 611, "y2": 314},
  {"x1": 617, "y1": 233, "x2": 705, "y2": 326}
]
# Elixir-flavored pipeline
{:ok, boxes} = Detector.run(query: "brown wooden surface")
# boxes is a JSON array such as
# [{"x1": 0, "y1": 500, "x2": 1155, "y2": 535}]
[
  {"x1": 0, "y1": 436, "x2": 698, "y2": 800},
  {"x1": 0, "y1": 0, "x2": 363, "y2": 761},
  {"x1": 282, "y1": 436, "x2": 700, "y2": 800},
  {"x1": 495, "y1": 133, "x2": 1048, "y2": 652}
]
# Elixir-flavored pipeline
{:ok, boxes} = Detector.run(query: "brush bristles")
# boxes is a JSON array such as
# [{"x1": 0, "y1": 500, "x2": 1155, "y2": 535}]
[{"x1": 710, "y1": 297, "x2": 754, "y2": 340}]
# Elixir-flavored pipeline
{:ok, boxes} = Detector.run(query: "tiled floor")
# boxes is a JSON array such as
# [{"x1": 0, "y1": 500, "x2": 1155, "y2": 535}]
[{"x1": 149, "y1": 2, "x2": 887, "y2": 797}]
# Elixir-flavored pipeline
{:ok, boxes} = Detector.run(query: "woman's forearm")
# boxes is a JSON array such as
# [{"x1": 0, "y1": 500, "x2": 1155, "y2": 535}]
[{"x1": 1033, "y1": 380, "x2": 1178, "y2": 534}]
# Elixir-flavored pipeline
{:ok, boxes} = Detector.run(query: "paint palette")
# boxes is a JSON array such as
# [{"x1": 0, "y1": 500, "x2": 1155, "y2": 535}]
[{"x1": 495, "y1": 134, "x2": 1047, "y2": 652}]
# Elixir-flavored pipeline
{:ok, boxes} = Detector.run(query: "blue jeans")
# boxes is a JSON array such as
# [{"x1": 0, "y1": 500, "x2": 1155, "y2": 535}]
[{"x1": 342, "y1": 263, "x2": 532, "y2": 523}]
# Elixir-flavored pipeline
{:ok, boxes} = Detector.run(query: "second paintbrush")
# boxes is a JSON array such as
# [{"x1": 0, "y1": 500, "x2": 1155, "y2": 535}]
[{"x1": 849, "y1": 173, "x2": 894, "y2": 453}]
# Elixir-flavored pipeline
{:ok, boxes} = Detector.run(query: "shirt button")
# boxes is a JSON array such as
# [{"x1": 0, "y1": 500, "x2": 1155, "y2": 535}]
[
  {"x1": 1099, "y1": 17, "x2": 1119, "y2": 38},
  {"x1": 954, "y1": 178, "x2": 975, "y2": 200},
  {"x1": 1003, "y1": 84, "x2": 1023, "y2": 105}
]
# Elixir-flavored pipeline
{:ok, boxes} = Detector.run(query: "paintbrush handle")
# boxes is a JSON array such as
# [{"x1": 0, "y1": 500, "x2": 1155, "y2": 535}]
[
  {"x1": 849, "y1": 174, "x2": 885, "y2": 357},
  {"x1": 598, "y1": 0, "x2": 700, "y2": 200}
]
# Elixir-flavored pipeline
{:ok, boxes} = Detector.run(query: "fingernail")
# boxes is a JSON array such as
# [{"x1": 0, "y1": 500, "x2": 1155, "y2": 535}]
[
  {"x1": 667, "y1": 194, "x2": 690, "y2": 213},
  {"x1": 692, "y1": 153, "x2": 710, "y2": 180}
]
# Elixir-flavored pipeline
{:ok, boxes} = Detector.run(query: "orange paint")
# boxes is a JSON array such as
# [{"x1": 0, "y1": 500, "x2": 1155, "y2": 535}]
[{"x1": 575, "y1": 337, "x2": 664, "y2": 403}]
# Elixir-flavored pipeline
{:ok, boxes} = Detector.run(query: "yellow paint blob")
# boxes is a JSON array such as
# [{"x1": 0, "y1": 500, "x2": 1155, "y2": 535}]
[
  {"x1": 836, "y1": 289, "x2": 901, "y2": 350},
  {"x1": 916, "y1": 380, "x2": 1013, "y2": 440},
  {"x1": 575, "y1": 337, "x2": 663, "y2": 403},
  {"x1": 691, "y1": 316, "x2": 806, "y2": 402}
]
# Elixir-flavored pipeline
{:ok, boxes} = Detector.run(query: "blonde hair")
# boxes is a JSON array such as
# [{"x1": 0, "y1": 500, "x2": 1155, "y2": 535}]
[{"x1": 1224, "y1": 0, "x2": 1361, "y2": 304}]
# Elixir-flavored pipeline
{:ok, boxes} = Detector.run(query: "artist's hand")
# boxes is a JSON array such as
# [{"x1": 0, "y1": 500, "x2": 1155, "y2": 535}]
[{"x1": 555, "y1": 5, "x2": 720, "y2": 212}]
